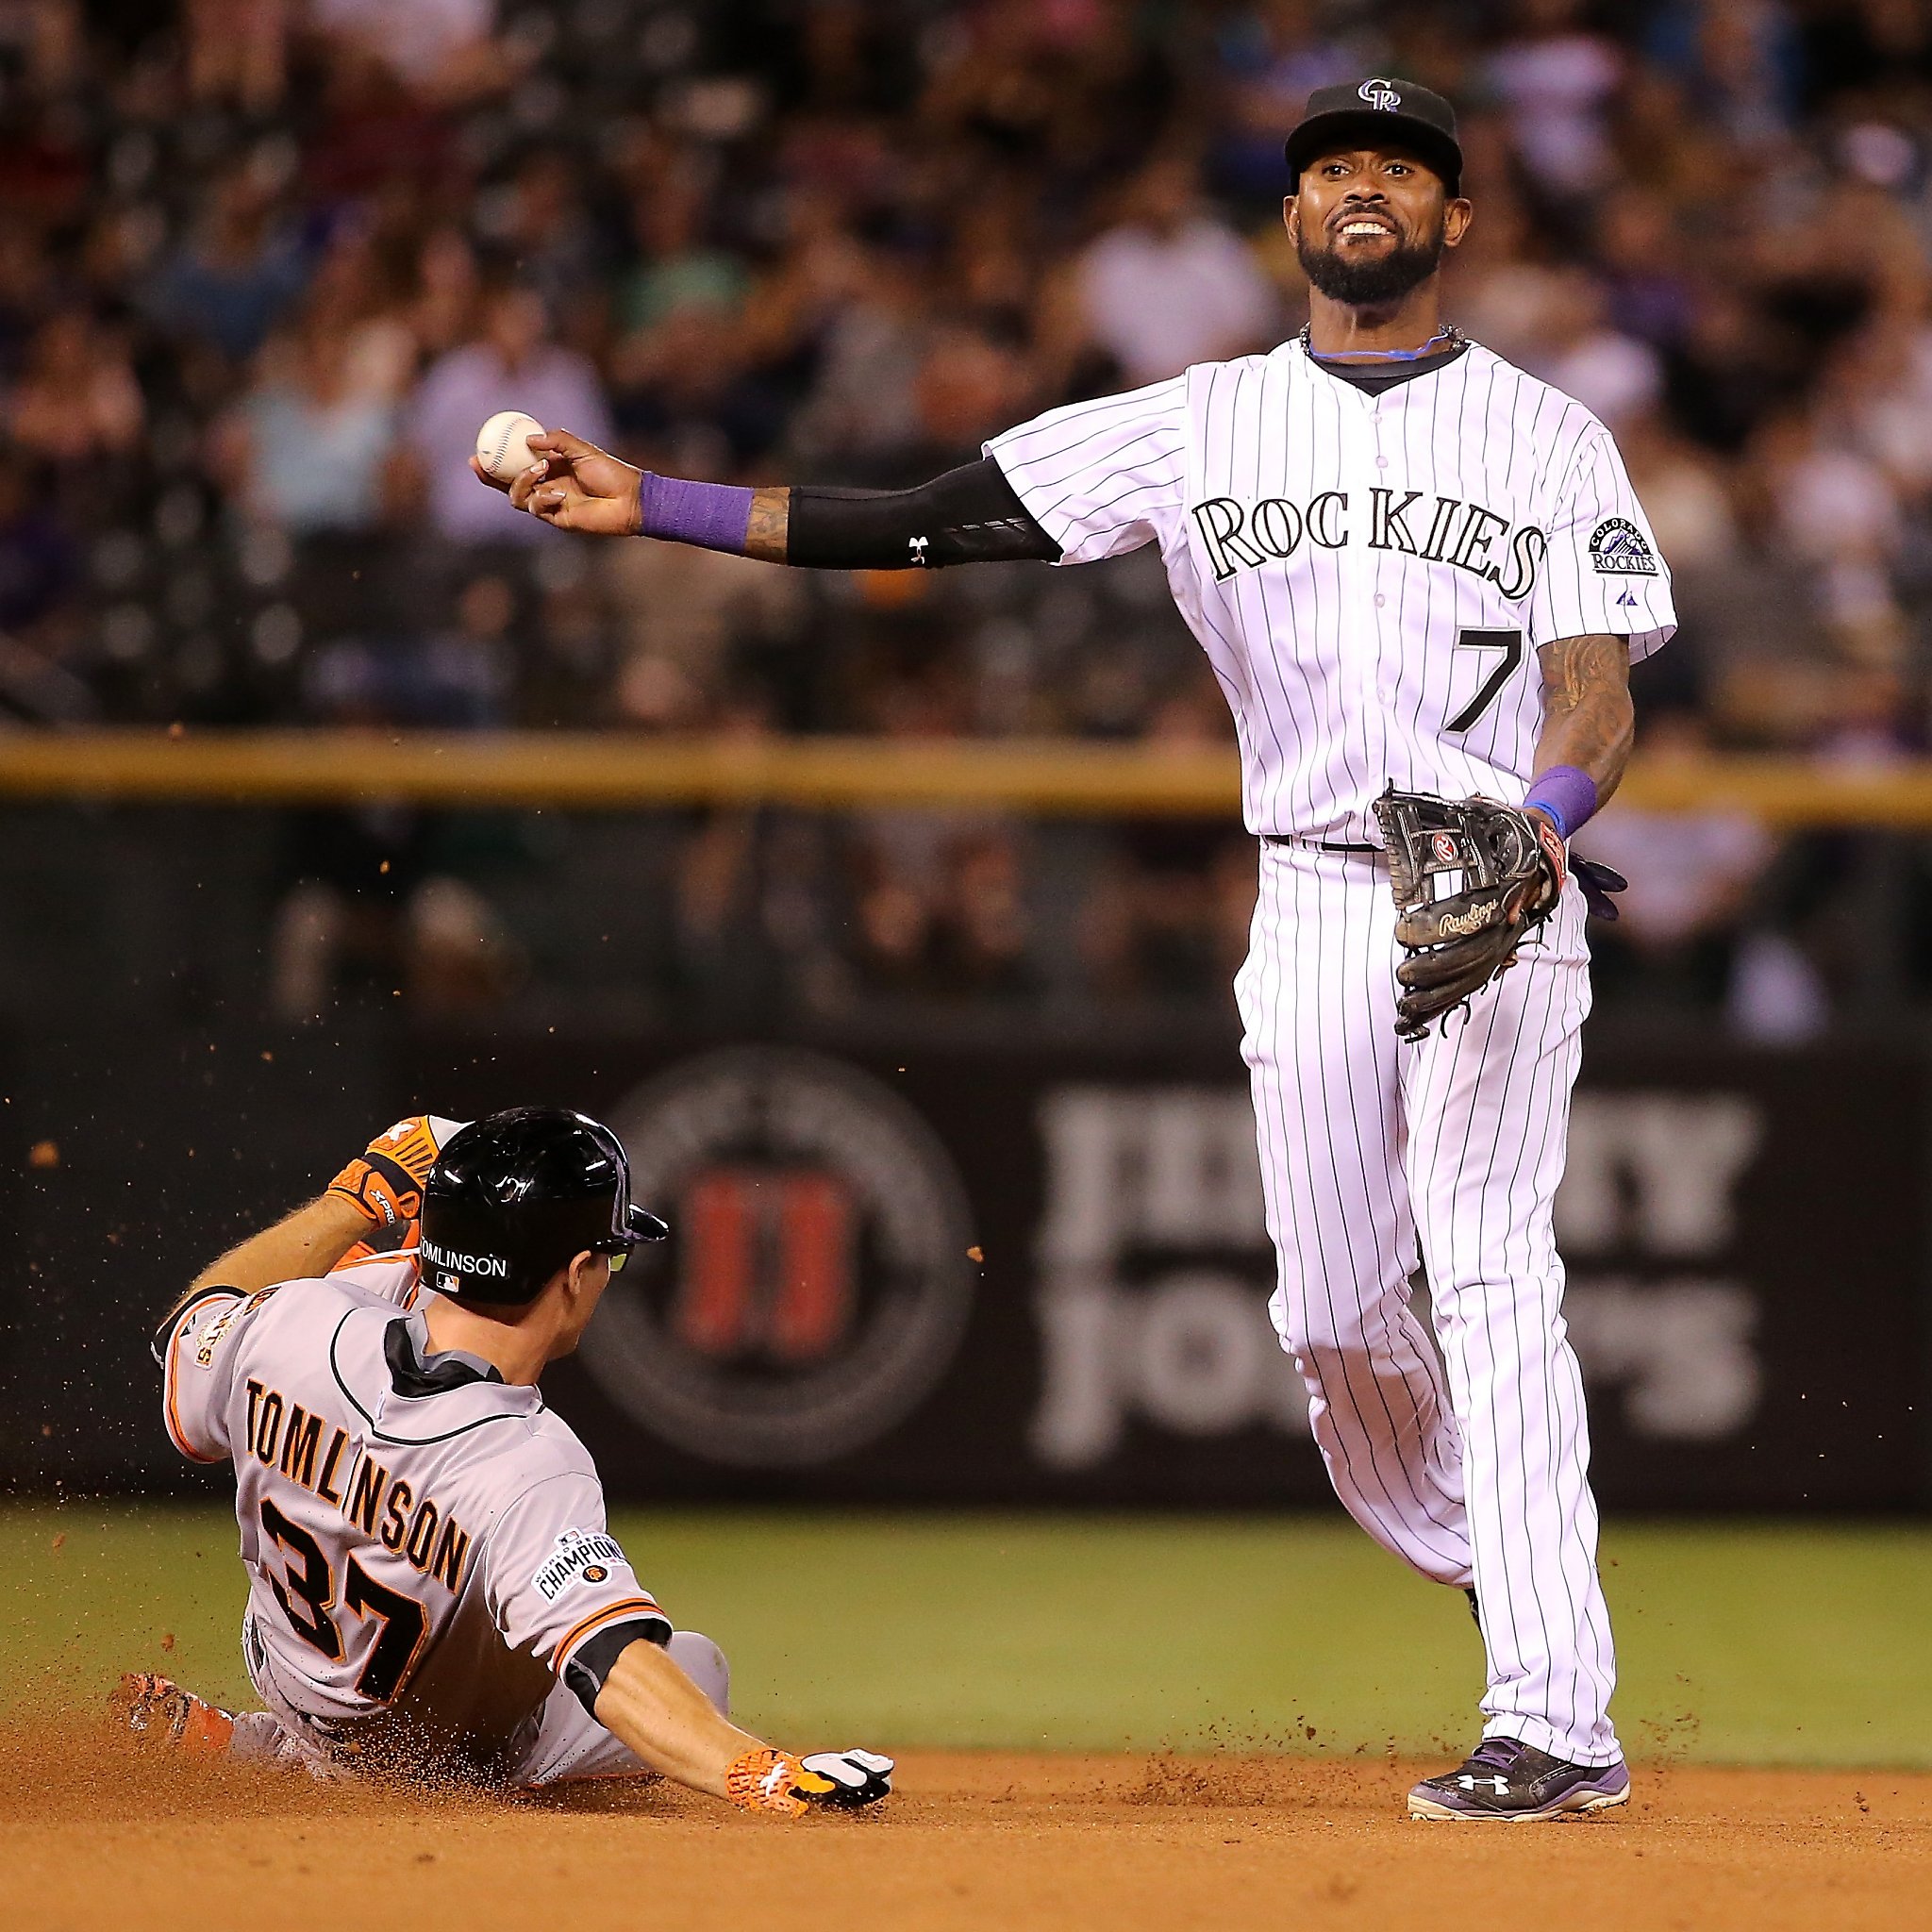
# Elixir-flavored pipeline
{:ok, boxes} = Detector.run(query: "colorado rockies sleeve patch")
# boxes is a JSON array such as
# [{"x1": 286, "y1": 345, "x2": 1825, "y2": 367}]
[{"x1": 1588, "y1": 516, "x2": 1657, "y2": 575}]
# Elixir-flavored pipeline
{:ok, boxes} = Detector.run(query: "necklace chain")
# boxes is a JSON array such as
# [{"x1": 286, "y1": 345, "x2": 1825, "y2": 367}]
[{"x1": 1299, "y1": 322, "x2": 1465, "y2": 364}]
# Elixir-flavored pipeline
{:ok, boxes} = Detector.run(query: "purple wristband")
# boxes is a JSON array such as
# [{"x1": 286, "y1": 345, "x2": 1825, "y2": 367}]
[
  {"x1": 636, "y1": 471, "x2": 756, "y2": 555},
  {"x1": 1523, "y1": 765, "x2": 1598, "y2": 841}
]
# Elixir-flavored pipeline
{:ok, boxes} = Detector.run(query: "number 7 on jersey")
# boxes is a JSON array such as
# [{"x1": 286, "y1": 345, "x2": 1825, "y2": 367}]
[{"x1": 1445, "y1": 627, "x2": 1524, "y2": 734}]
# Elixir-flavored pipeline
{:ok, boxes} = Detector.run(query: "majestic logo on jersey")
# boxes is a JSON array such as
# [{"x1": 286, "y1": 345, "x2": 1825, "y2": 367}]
[
  {"x1": 1359, "y1": 77, "x2": 1401, "y2": 110},
  {"x1": 585, "y1": 1048, "x2": 976, "y2": 1468},
  {"x1": 1190, "y1": 489, "x2": 1549, "y2": 601},
  {"x1": 533, "y1": 1527, "x2": 627, "y2": 1602},
  {"x1": 1588, "y1": 516, "x2": 1657, "y2": 575}
]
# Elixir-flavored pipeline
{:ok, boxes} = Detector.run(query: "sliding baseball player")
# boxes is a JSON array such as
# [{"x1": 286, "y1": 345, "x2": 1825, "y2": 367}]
[{"x1": 130, "y1": 1108, "x2": 892, "y2": 1815}]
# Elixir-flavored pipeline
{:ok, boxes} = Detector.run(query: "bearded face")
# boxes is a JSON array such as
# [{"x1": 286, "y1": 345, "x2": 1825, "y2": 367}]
[
  {"x1": 1290, "y1": 147, "x2": 1459, "y2": 308},
  {"x1": 1295, "y1": 204, "x2": 1450, "y2": 306}
]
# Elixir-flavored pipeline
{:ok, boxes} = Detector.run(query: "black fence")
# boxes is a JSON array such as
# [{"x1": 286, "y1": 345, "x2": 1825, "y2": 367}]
[{"x1": 4, "y1": 1013, "x2": 1925, "y2": 1511}]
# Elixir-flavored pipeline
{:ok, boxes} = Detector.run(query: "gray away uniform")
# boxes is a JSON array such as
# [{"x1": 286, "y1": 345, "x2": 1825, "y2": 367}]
[{"x1": 156, "y1": 1253, "x2": 725, "y2": 1782}]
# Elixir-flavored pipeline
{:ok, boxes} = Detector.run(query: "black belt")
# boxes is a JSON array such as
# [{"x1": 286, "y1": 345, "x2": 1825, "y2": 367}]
[{"x1": 1262, "y1": 835, "x2": 1382, "y2": 855}]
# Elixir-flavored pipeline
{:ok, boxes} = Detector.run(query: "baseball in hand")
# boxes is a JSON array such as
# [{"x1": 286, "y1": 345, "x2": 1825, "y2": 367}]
[{"x1": 475, "y1": 411, "x2": 545, "y2": 484}]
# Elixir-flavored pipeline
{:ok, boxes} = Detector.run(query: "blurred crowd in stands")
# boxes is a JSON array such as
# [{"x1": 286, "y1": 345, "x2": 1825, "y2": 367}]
[{"x1": 4, "y1": 0, "x2": 1932, "y2": 1029}]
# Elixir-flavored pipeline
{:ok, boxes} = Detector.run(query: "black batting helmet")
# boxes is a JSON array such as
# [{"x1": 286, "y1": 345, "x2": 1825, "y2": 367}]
[{"x1": 418, "y1": 1107, "x2": 668, "y2": 1306}]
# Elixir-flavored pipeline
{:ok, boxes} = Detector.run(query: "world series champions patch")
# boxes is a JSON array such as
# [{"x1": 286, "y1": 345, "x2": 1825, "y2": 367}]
[
  {"x1": 1587, "y1": 516, "x2": 1657, "y2": 575},
  {"x1": 194, "y1": 1284, "x2": 280, "y2": 1367},
  {"x1": 533, "y1": 1526, "x2": 627, "y2": 1602}
]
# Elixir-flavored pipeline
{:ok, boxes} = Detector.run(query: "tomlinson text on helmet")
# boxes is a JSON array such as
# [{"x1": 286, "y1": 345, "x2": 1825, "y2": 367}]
[{"x1": 419, "y1": 1239, "x2": 510, "y2": 1278}]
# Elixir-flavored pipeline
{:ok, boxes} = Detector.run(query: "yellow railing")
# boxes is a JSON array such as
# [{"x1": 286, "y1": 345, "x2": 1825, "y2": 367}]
[{"x1": 0, "y1": 729, "x2": 1929, "y2": 825}]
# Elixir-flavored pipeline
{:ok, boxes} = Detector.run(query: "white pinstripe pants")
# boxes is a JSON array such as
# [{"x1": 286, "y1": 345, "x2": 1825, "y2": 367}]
[{"x1": 1236, "y1": 841, "x2": 1617, "y2": 1766}]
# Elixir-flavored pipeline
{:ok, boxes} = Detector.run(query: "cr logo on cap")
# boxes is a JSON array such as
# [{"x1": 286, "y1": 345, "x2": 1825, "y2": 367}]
[{"x1": 1358, "y1": 77, "x2": 1401, "y2": 110}]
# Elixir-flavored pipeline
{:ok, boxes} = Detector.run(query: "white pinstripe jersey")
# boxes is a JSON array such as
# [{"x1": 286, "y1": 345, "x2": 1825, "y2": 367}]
[{"x1": 986, "y1": 338, "x2": 1674, "y2": 842}]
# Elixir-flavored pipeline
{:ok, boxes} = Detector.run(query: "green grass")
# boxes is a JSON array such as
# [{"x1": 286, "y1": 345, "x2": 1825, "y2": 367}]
[{"x1": 6, "y1": 1505, "x2": 1928, "y2": 1768}]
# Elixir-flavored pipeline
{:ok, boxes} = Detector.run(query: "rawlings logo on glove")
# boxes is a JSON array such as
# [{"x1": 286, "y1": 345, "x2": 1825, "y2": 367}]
[{"x1": 1431, "y1": 900, "x2": 1506, "y2": 939}]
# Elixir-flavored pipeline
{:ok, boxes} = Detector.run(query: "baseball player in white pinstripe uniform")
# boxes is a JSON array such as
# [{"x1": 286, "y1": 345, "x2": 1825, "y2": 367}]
[{"x1": 478, "y1": 76, "x2": 1673, "y2": 1821}]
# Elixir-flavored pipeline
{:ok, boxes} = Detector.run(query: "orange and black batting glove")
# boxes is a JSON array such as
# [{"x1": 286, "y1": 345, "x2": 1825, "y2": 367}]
[
  {"x1": 326, "y1": 1115, "x2": 458, "y2": 1235},
  {"x1": 725, "y1": 1747, "x2": 894, "y2": 1818}
]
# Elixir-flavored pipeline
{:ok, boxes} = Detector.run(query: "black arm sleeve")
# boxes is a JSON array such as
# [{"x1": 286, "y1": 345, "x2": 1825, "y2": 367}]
[
  {"x1": 785, "y1": 456, "x2": 1060, "y2": 570},
  {"x1": 561, "y1": 1614, "x2": 673, "y2": 1719}
]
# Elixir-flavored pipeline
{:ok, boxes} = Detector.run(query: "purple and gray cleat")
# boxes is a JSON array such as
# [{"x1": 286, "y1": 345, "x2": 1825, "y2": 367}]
[{"x1": 1408, "y1": 1737, "x2": 1630, "y2": 1821}]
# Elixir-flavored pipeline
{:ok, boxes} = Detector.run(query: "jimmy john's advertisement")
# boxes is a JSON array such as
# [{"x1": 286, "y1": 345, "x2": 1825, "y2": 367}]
[
  {"x1": 412, "y1": 1031, "x2": 1930, "y2": 1512},
  {"x1": 4, "y1": 1025, "x2": 1925, "y2": 1509}
]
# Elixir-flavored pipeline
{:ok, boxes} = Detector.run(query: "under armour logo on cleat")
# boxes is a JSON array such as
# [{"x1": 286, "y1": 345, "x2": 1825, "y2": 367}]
[
  {"x1": 908, "y1": 535, "x2": 930, "y2": 566},
  {"x1": 1457, "y1": 1774, "x2": 1511, "y2": 1794}
]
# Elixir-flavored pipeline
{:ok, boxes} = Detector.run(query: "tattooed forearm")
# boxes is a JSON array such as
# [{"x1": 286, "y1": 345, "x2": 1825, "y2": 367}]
[
  {"x1": 1534, "y1": 633, "x2": 1635, "y2": 802},
  {"x1": 745, "y1": 486, "x2": 790, "y2": 562}
]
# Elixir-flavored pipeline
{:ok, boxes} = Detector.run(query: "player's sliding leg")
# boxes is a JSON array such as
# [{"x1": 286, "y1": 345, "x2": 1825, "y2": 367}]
[
  {"x1": 1401, "y1": 889, "x2": 1621, "y2": 1789},
  {"x1": 115, "y1": 1636, "x2": 737, "y2": 1789},
  {"x1": 665, "y1": 1630, "x2": 729, "y2": 1713},
  {"x1": 111, "y1": 1672, "x2": 331, "y2": 1773},
  {"x1": 511, "y1": 1630, "x2": 732, "y2": 1785},
  {"x1": 1241, "y1": 843, "x2": 1472, "y2": 1586},
  {"x1": 112, "y1": 1672, "x2": 237, "y2": 1752}
]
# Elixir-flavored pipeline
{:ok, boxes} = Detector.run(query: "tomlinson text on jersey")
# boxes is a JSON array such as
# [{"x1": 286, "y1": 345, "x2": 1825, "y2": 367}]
[{"x1": 243, "y1": 1376, "x2": 472, "y2": 1591}]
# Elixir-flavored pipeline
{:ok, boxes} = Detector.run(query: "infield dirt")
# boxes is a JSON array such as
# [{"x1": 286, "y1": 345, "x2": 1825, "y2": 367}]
[{"x1": 4, "y1": 1726, "x2": 1927, "y2": 1932}]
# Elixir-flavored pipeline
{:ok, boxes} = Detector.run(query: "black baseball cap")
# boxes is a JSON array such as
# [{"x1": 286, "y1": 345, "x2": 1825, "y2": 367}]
[{"x1": 1285, "y1": 77, "x2": 1462, "y2": 197}]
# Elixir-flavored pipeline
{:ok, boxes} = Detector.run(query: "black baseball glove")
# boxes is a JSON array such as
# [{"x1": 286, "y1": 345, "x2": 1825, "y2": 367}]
[{"x1": 1372, "y1": 788, "x2": 1625, "y2": 1041}]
